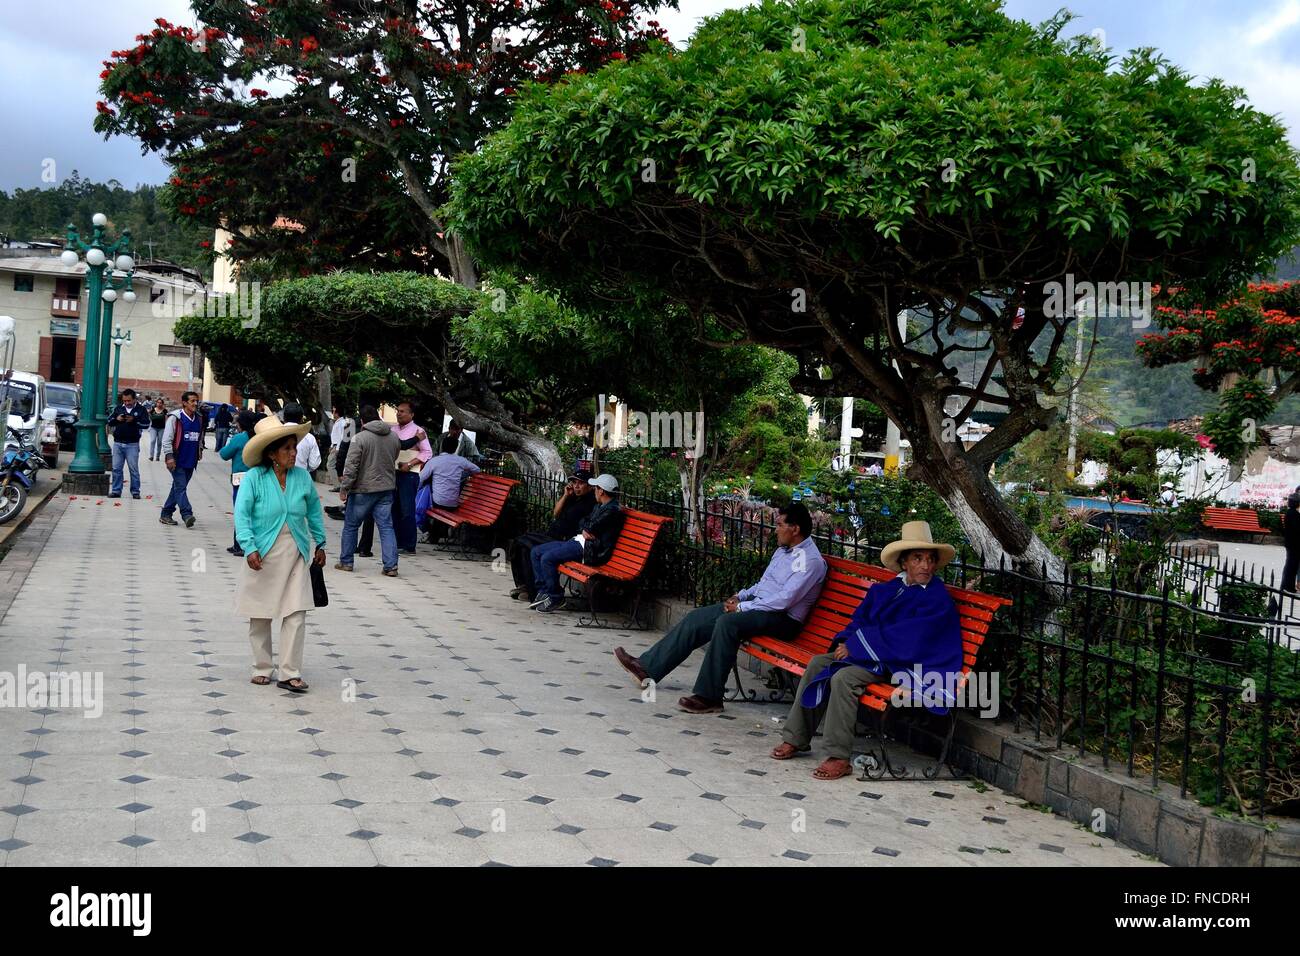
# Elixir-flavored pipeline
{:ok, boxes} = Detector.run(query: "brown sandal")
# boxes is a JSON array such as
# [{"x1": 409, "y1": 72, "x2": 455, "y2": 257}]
[
  {"x1": 770, "y1": 742, "x2": 811, "y2": 760},
  {"x1": 250, "y1": 676, "x2": 272, "y2": 685},
  {"x1": 812, "y1": 758, "x2": 853, "y2": 780}
]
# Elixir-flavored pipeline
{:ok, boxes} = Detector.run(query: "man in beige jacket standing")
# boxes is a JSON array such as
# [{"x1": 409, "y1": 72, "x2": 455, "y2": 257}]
[{"x1": 335, "y1": 405, "x2": 402, "y2": 577}]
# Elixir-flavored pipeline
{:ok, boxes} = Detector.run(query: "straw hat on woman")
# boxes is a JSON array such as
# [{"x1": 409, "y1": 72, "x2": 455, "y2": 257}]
[{"x1": 234, "y1": 414, "x2": 328, "y2": 693}]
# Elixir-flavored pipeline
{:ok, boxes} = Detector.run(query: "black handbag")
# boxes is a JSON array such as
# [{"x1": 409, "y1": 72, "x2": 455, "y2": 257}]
[{"x1": 310, "y1": 560, "x2": 329, "y2": 608}]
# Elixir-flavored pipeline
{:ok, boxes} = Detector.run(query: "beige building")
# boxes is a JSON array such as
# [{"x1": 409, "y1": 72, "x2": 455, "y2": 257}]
[{"x1": 0, "y1": 249, "x2": 207, "y2": 403}]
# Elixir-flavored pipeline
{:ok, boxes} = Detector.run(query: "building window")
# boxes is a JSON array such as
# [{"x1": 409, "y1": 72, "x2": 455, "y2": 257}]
[
  {"x1": 12, "y1": 274, "x2": 34, "y2": 292},
  {"x1": 150, "y1": 287, "x2": 166, "y2": 303}
]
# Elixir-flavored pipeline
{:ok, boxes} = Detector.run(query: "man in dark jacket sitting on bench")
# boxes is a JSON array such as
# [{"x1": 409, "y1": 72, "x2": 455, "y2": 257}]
[
  {"x1": 528, "y1": 473, "x2": 625, "y2": 612},
  {"x1": 508, "y1": 469, "x2": 596, "y2": 600},
  {"x1": 614, "y1": 502, "x2": 827, "y2": 714}
]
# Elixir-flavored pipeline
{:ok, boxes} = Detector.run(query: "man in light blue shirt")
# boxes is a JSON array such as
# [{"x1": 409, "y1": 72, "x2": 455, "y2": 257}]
[
  {"x1": 420, "y1": 435, "x2": 481, "y2": 507},
  {"x1": 614, "y1": 503, "x2": 827, "y2": 714}
]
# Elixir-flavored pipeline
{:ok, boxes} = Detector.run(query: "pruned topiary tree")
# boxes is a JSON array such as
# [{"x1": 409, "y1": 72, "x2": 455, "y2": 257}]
[{"x1": 449, "y1": 0, "x2": 1300, "y2": 573}]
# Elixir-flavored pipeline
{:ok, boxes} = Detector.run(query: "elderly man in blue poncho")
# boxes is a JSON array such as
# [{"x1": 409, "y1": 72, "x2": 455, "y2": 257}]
[{"x1": 771, "y1": 521, "x2": 963, "y2": 781}]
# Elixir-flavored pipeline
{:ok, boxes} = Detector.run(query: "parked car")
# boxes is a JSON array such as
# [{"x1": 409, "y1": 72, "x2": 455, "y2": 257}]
[{"x1": 44, "y1": 381, "x2": 80, "y2": 451}]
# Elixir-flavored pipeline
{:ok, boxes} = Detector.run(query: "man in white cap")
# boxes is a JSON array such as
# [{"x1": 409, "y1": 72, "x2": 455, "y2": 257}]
[
  {"x1": 1159, "y1": 482, "x2": 1177, "y2": 508},
  {"x1": 770, "y1": 520, "x2": 962, "y2": 780},
  {"x1": 528, "y1": 473, "x2": 626, "y2": 611}
]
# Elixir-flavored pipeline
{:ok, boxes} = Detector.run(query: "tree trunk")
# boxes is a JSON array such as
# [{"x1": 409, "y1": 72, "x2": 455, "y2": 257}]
[{"x1": 909, "y1": 438, "x2": 1066, "y2": 581}]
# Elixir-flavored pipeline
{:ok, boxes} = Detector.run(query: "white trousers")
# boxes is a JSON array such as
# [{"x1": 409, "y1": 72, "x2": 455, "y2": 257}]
[{"x1": 249, "y1": 610, "x2": 306, "y2": 680}]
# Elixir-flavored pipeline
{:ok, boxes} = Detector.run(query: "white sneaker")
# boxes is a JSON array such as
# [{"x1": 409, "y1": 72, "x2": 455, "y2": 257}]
[{"x1": 528, "y1": 595, "x2": 551, "y2": 609}]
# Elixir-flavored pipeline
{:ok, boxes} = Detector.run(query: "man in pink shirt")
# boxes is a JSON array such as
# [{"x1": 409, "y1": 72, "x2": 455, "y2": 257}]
[
  {"x1": 391, "y1": 401, "x2": 433, "y2": 553},
  {"x1": 358, "y1": 401, "x2": 432, "y2": 557}
]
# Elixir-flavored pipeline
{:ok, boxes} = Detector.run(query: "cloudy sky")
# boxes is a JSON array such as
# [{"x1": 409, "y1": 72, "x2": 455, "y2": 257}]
[{"x1": 0, "y1": 0, "x2": 1297, "y2": 192}]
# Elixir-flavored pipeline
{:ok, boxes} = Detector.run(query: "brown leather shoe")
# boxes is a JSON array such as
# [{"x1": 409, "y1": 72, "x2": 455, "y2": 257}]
[
  {"x1": 613, "y1": 647, "x2": 649, "y2": 686},
  {"x1": 678, "y1": 694, "x2": 724, "y2": 714}
]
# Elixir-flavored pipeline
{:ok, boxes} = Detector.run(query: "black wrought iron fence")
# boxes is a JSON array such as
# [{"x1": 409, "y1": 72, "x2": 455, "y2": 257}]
[{"x1": 492, "y1": 464, "x2": 1300, "y2": 817}]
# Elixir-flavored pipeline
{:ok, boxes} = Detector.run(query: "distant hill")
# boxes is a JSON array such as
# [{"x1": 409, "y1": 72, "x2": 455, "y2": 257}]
[{"x1": 0, "y1": 172, "x2": 210, "y2": 278}]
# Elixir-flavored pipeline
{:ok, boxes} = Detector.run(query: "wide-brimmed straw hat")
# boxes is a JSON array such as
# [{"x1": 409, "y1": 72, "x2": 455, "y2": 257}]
[
  {"x1": 242, "y1": 415, "x2": 311, "y2": 468},
  {"x1": 879, "y1": 520, "x2": 956, "y2": 572}
]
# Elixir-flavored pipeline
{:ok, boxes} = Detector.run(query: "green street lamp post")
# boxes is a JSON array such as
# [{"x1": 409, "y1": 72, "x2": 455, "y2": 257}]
[
  {"x1": 98, "y1": 271, "x2": 136, "y2": 468},
  {"x1": 110, "y1": 327, "x2": 132, "y2": 407},
  {"x1": 61, "y1": 214, "x2": 135, "y2": 492}
]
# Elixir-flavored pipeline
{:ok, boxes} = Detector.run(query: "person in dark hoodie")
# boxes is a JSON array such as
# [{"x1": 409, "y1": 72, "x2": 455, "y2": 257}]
[
  {"x1": 528, "y1": 473, "x2": 626, "y2": 612},
  {"x1": 336, "y1": 405, "x2": 402, "y2": 576},
  {"x1": 1282, "y1": 493, "x2": 1300, "y2": 593}
]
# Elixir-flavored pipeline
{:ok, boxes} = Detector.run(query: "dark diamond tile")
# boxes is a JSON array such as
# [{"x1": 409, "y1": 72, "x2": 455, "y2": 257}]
[
  {"x1": 12, "y1": 775, "x2": 43, "y2": 786},
  {"x1": 217, "y1": 749, "x2": 245, "y2": 758},
  {"x1": 455, "y1": 827, "x2": 485, "y2": 839},
  {"x1": 2, "y1": 804, "x2": 38, "y2": 816},
  {"x1": 782, "y1": 849, "x2": 812, "y2": 861},
  {"x1": 615, "y1": 794, "x2": 641, "y2": 803},
  {"x1": 739, "y1": 819, "x2": 765, "y2": 830},
  {"x1": 688, "y1": 853, "x2": 717, "y2": 865},
  {"x1": 348, "y1": 829, "x2": 379, "y2": 840},
  {"x1": 309, "y1": 749, "x2": 334, "y2": 758},
  {"x1": 931, "y1": 791, "x2": 955, "y2": 799},
  {"x1": 585, "y1": 769, "x2": 611, "y2": 778},
  {"x1": 212, "y1": 727, "x2": 238, "y2": 736},
  {"x1": 333, "y1": 799, "x2": 364, "y2": 809},
  {"x1": 235, "y1": 831, "x2": 271, "y2": 844},
  {"x1": 700, "y1": 792, "x2": 725, "y2": 801},
  {"x1": 0, "y1": 838, "x2": 29, "y2": 852},
  {"x1": 586, "y1": 857, "x2": 619, "y2": 867},
  {"x1": 982, "y1": 816, "x2": 1007, "y2": 825},
  {"x1": 554, "y1": 823, "x2": 584, "y2": 836},
  {"x1": 411, "y1": 771, "x2": 439, "y2": 781},
  {"x1": 222, "y1": 773, "x2": 252, "y2": 784},
  {"x1": 526, "y1": 795, "x2": 554, "y2": 806},
  {"x1": 782, "y1": 792, "x2": 806, "y2": 800},
  {"x1": 649, "y1": 821, "x2": 676, "y2": 832},
  {"x1": 432, "y1": 797, "x2": 460, "y2": 808},
  {"x1": 118, "y1": 834, "x2": 154, "y2": 848},
  {"x1": 502, "y1": 770, "x2": 527, "y2": 779},
  {"x1": 905, "y1": 818, "x2": 931, "y2": 827},
  {"x1": 299, "y1": 727, "x2": 323, "y2": 736},
  {"x1": 958, "y1": 846, "x2": 986, "y2": 855},
  {"x1": 18, "y1": 751, "x2": 49, "y2": 760},
  {"x1": 394, "y1": 748, "x2": 420, "y2": 757},
  {"x1": 826, "y1": 818, "x2": 850, "y2": 828},
  {"x1": 228, "y1": 800, "x2": 261, "y2": 811},
  {"x1": 873, "y1": 846, "x2": 901, "y2": 858},
  {"x1": 1039, "y1": 843, "x2": 1065, "y2": 853},
  {"x1": 119, "y1": 750, "x2": 149, "y2": 759},
  {"x1": 560, "y1": 748, "x2": 583, "y2": 756},
  {"x1": 117, "y1": 802, "x2": 152, "y2": 814}
]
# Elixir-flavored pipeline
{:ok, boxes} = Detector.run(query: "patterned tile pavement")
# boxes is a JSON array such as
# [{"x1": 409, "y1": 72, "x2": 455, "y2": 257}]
[{"x1": 0, "y1": 442, "x2": 1163, "y2": 867}]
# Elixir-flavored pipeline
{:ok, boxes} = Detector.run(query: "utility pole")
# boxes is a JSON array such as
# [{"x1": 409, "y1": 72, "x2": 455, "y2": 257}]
[
  {"x1": 883, "y1": 310, "x2": 907, "y2": 475},
  {"x1": 1065, "y1": 308, "x2": 1087, "y2": 482}
]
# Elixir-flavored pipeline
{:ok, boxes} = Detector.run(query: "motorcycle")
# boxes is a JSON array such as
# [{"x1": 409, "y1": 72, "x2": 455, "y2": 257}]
[{"x1": 0, "y1": 426, "x2": 45, "y2": 524}]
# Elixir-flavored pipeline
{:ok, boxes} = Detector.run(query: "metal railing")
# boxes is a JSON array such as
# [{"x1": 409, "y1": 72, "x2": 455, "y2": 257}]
[{"x1": 493, "y1": 464, "x2": 1300, "y2": 817}]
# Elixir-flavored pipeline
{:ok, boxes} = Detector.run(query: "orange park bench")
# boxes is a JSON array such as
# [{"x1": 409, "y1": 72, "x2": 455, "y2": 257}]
[
  {"x1": 556, "y1": 509, "x2": 673, "y2": 629},
  {"x1": 425, "y1": 473, "x2": 520, "y2": 555},
  {"x1": 735, "y1": 555, "x2": 1012, "y2": 780},
  {"x1": 1201, "y1": 507, "x2": 1268, "y2": 541}
]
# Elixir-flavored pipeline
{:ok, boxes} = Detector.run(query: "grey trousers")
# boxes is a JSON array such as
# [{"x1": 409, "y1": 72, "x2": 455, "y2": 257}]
[
  {"x1": 637, "y1": 603, "x2": 801, "y2": 701},
  {"x1": 781, "y1": 652, "x2": 877, "y2": 759}
]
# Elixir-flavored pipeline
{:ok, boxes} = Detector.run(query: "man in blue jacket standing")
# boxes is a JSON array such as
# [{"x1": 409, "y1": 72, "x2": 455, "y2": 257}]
[
  {"x1": 159, "y1": 391, "x2": 205, "y2": 528},
  {"x1": 107, "y1": 388, "x2": 151, "y2": 499}
]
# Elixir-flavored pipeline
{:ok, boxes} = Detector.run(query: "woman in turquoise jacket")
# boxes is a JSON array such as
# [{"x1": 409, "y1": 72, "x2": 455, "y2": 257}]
[
  {"x1": 219, "y1": 410, "x2": 258, "y2": 556},
  {"x1": 235, "y1": 415, "x2": 328, "y2": 693}
]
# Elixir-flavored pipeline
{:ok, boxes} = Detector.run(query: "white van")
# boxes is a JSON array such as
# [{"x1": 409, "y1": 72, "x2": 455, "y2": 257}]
[{"x1": 0, "y1": 371, "x2": 48, "y2": 446}]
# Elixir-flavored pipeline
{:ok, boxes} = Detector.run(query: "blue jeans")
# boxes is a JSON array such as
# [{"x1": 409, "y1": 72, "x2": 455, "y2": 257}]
[
  {"x1": 148, "y1": 427, "x2": 164, "y2": 458},
  {"x1": 111, "y1": 441, "x2": 141, "y2": 495},
  {"x1": 531, "y1": 539, "x2": 583, "y2": 599},
  {"x1": 341, "y1": 491, "x2": 398, "y2": 570},
  {"x1": 393, "y1": 470, "x2": 420, "y2": 550},
  {"x1": 161, "y1": 465, "x2": 194, "y2": 519},
  {"x1": 215, "y1": 426, "x2": 229, "y2": 452}
]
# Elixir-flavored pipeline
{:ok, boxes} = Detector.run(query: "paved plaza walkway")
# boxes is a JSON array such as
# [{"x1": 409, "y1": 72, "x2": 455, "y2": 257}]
[{"x1": 0, "y1": 445, "x2": 1161, "y2": 866}]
